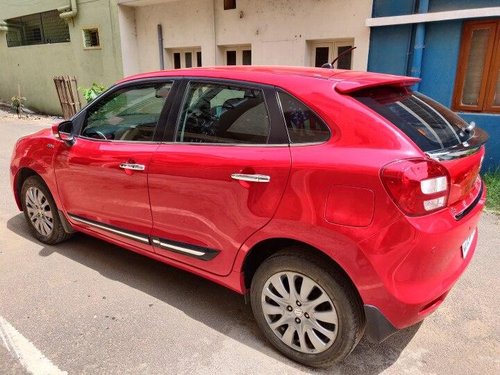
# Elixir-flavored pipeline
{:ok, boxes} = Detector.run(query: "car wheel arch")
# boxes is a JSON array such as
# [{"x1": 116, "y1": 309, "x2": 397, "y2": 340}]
[
  {"x1": 14, "y1": 167, "x2": 40, "y2": 210},
  {"x1": 240, "y1": 237, "x2": 363, "y2": 305}
]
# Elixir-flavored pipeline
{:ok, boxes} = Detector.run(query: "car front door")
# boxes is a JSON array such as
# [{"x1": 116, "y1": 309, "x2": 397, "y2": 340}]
[
  {"x1": 55, "y1": 80, "x2": 175, "y2": 250},
  {"x1": 148, "y1": 80, "x2": 291, "y2": 275}
]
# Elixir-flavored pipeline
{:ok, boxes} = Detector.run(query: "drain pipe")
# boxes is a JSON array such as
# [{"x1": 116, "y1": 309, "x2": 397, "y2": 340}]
[
  {"x1": 58, "y1": 0, "x2": 78, "y2": 20},
  {"x1": 157, "y1": 24, "x2": 165, "y2": 70},
  {"x1": 0, "y1": 21, "x2": 8, "y2": 32},
  {"x1": 409, "y1": 0, "x2": 429, "y2": 90}
]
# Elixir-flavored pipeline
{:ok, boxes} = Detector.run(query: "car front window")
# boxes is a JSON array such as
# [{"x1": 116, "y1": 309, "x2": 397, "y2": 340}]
[{"x1": 81, "y1": 82, "x2": 172, "y2": 142}]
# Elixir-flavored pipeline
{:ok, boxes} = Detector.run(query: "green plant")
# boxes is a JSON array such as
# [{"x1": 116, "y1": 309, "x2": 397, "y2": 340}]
[
  {"x1": 11, "y1": 95, "x2": 27, "y2": 118},
  {"x1": 80, "y1": 83, "x2": 106, "y2": 103},
  {"x1": 484, "y1": 169, "x2": 500, "y2": 212}
]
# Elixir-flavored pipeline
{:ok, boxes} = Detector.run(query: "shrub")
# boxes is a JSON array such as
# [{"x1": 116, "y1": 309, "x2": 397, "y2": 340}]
[
  {"x1": 11, "y1": 95, "x2": 27, "y2": 118},
  {"x1": 80, "y1": 83, "x2": 106, "y2": 103},
  {"x1": 484, "y1": 169, "x2": 500, "y2": 212}
]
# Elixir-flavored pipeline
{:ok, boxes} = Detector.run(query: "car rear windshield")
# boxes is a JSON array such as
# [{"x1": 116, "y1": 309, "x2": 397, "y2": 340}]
[{"x1": 352, "y1": 86, "x2": 470, "y2": 151}]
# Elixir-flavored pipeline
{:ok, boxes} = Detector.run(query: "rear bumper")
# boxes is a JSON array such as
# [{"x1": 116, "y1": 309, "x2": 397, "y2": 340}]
[{"x1": 358, "y1": 181, "x2": 486, "y2": 330}]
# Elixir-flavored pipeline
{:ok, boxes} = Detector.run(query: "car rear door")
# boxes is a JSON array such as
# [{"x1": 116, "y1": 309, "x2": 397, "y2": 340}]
[
  {"x1": 55, "y1": 80, "x2": 176, "y2": 250},
  {"x1": 148, "y1": 80, "x2": 291, "y2": 276}
]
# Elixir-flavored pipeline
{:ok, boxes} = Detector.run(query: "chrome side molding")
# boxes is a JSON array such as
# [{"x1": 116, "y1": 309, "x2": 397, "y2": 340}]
[
  {"x1": 68, "y1": 214, "x2": 150, "y2": 244},
  {"x1": 67, "y1": 213, "x2": 220, "y2": 261},
  {"x1": 151, "y1": 237, "x2": 220, "y2": 261},
  {"x1": 151, "y1": 238, "x2": 205, "y2": 256}
]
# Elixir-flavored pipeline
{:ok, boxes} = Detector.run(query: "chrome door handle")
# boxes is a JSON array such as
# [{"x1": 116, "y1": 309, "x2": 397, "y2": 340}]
[
  {"x1": 231, "y1": 173, "x2": 271, "y2": 183},
  {"x1": 120, "y1": 163, "x2": 146, "y2": 171}
]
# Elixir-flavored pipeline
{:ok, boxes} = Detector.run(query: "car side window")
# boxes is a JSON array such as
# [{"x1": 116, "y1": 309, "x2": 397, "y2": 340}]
[
  {"x1": 81, "y1": 82, "x2": 173, "y2": 142},
  {"x1": 176, "y1": 81, "x2": 270, "y2": 144},
  {"x1": 278, "y1": 91, "x2": 330, "y2": 143}
]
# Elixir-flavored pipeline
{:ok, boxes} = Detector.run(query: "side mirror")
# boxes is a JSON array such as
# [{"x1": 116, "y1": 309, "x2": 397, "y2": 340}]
[{"x1": 52, "y1": 121, "x2": 75, "y2": 146}]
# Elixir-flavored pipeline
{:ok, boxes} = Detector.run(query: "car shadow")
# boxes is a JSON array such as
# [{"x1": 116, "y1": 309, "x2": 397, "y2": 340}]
[{"x1": 7, "y1": 213, "x2": 421, "y2": 374}]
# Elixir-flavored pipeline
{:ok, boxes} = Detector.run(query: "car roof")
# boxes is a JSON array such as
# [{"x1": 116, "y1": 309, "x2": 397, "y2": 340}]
[{"x1": 119, "y1": 66, "x2": 419, "y2": 93}]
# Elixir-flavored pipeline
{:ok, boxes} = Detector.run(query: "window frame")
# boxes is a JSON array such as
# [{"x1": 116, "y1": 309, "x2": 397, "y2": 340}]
[
  {"x1": 224, "y1": 0, "x2": 237, "y2": 10},
  {"x1": 221, "y1": 45, "x2": 252, "y2": 66},
  {"x1": 5, "y1": 9, "x2": 71, "y2": 47},
  {"x1": 168, "y1": 79, "x2": 288, "y2": 146},
  {"x1": 452, "y1": 19, "x2": 500, "y2": 113},
  {"x1": 309, "y1": 39, "x2": 354, "y2": 69},
  {"x1": 77, "y1": 79, "x2": 178, "y2": 144},
  {"x1": 82, "y1": 27, "x2": 101, "y2": 49},
  {"x1": 167, "y1": 47, "x2": 202, "y2": 69}
]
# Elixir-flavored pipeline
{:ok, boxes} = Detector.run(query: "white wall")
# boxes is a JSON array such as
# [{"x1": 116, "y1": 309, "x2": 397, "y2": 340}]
[{"x1": 119, "y1": 0, "x2": 371, "y2": 75}]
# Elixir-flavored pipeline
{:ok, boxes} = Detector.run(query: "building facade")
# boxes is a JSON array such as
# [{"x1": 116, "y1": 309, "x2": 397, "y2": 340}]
[
  {"x1": 0, "y1": 0, "x2": 124, "y2": 114},
  {"x1": 367, "y1": 0, "x2": 500, "y2": 170},
  {"x1": 117, "y1": 0, "x2": 372, "y2": 75},
  {"x1": 0, "y1": 0, "x2": 373, "y2": 115}
]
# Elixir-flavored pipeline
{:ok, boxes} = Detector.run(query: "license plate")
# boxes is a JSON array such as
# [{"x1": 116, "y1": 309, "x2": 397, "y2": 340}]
[{"x1": 461, "y1": 229, "x2": 475, "y2": 259}]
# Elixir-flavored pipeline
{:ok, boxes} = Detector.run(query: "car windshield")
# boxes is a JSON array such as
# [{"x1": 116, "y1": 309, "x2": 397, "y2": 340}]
[{"x1": 352, "y1": 86, "x2": 471, "y2": 151}]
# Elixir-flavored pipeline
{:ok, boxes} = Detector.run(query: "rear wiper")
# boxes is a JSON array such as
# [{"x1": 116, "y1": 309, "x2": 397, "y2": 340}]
[
  {"x1": 458, "y1": 121, "x2": 475, "y2": 139},
  {"x1": 465, "y1": 121, "x2": 475, "y2": 133}
]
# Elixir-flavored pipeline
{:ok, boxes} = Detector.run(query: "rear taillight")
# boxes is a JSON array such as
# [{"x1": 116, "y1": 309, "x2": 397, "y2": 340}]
[{"x1": 381, "y1": 158, "x2": 450, "y2": 216}]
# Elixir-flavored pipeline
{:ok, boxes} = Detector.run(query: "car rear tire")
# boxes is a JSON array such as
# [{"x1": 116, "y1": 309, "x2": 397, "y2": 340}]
[
  {"x1": 250, "y1": 248, "x2": 365, "y2": 368},
  {"x1": 21, "y1": 176, "x2": 72, "y2": 245}
]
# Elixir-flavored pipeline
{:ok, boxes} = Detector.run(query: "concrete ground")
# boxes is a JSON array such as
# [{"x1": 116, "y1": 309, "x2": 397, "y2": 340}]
[{"x1": 0, "y1": 112, "x2": 499, "y2": 374}]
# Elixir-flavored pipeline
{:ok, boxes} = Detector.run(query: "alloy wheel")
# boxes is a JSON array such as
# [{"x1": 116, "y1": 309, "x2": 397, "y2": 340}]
[
  {"x1": 261, "y1": 271, "x2": 339, "y2": 354},
  {"x1": 25, "y1": 186, "x2": 54, "y2": 236}
]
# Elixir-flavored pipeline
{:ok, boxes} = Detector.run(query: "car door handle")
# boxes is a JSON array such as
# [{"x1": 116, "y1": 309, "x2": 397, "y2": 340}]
[
  {"x1": 231, "y1": 173, "x2": 271, "y2": 183},
  {"x1": 119, "y1": 163, "x2": 146, "y2": 171}
]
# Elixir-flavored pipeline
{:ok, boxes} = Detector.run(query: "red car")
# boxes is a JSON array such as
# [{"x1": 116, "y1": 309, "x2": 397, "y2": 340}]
[{"x1": 10, "y1": 66, "x2": 487, "y2": 367}]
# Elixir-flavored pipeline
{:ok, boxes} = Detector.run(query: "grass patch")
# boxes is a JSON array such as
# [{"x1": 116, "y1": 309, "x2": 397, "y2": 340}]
[{"x1": 484, "y1": 169, "x2": 500, "y2": 212}]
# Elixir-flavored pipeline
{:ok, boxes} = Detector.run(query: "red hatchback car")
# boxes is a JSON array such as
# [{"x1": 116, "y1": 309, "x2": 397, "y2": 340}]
[{"x1": 10, "y1": 66, "x2": 487, "y2": 367}]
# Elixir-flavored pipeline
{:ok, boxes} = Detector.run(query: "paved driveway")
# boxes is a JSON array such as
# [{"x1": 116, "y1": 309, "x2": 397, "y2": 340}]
[{"x1": 1, "y1": 114, "x2": 499, "y2": 374}]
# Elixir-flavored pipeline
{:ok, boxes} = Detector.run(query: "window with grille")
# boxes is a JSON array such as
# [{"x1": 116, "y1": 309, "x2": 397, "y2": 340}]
[
  {"x1": 5, "y1": 10, "x2": 70, "y2": 47},
  {"x1": 452, "y1": 19, "x2": 500, "y2": 113},
  {"x1": 83, "y1": 28, "x2": 100, "y2": 48}
]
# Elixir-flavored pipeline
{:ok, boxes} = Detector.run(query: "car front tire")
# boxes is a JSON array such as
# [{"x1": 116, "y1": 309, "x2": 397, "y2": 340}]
[{"x1": 21, "y1": 176, "x2": 72, "y2": 245}]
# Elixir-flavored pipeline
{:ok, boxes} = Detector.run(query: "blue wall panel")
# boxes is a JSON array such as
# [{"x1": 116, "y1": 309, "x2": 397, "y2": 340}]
[
  {"x1": 418, "y1": 20, "x2": 462, "y2": 107},
  {"x1": 372, "y1": 0, "x2": 415, "y2": 17},
  {"x1": 368, "y1": 25, "x2": 413, "y2": 75}
]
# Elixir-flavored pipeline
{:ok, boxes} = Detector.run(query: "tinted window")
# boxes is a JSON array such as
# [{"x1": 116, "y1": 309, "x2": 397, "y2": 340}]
[
  {"x1": 315, "y1": 47, "x2": 329, "y2": 67},
  {"x1": 278, "y1": 92, "x2": 330, "y2": 143},
  {"x1": 81, "y1": 82, "x2": 172, "y2": 141},
  {"x1": 242, "y1": 50, "x2": 252, "y2": 65},
  {"x1": 177, "y1": 82, "x2": 270, "y2": 144},
  {"x1": 174, "y1": 53, "x2": 181, "y2": 69},
  {"x1": 337, "y1": 45, "x2": 352, "y2": 69},
  {"x1": 353, "y1": 87, "x2": 470, "y2": 151},
  {"x1": 226, "y1": 51, "x2": 236, "y2": 65}
]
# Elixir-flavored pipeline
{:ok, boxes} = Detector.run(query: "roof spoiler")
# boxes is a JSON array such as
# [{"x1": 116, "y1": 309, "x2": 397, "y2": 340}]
[{"x1": 335, "y1": 76, "x2": 420, "y2": 94}]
